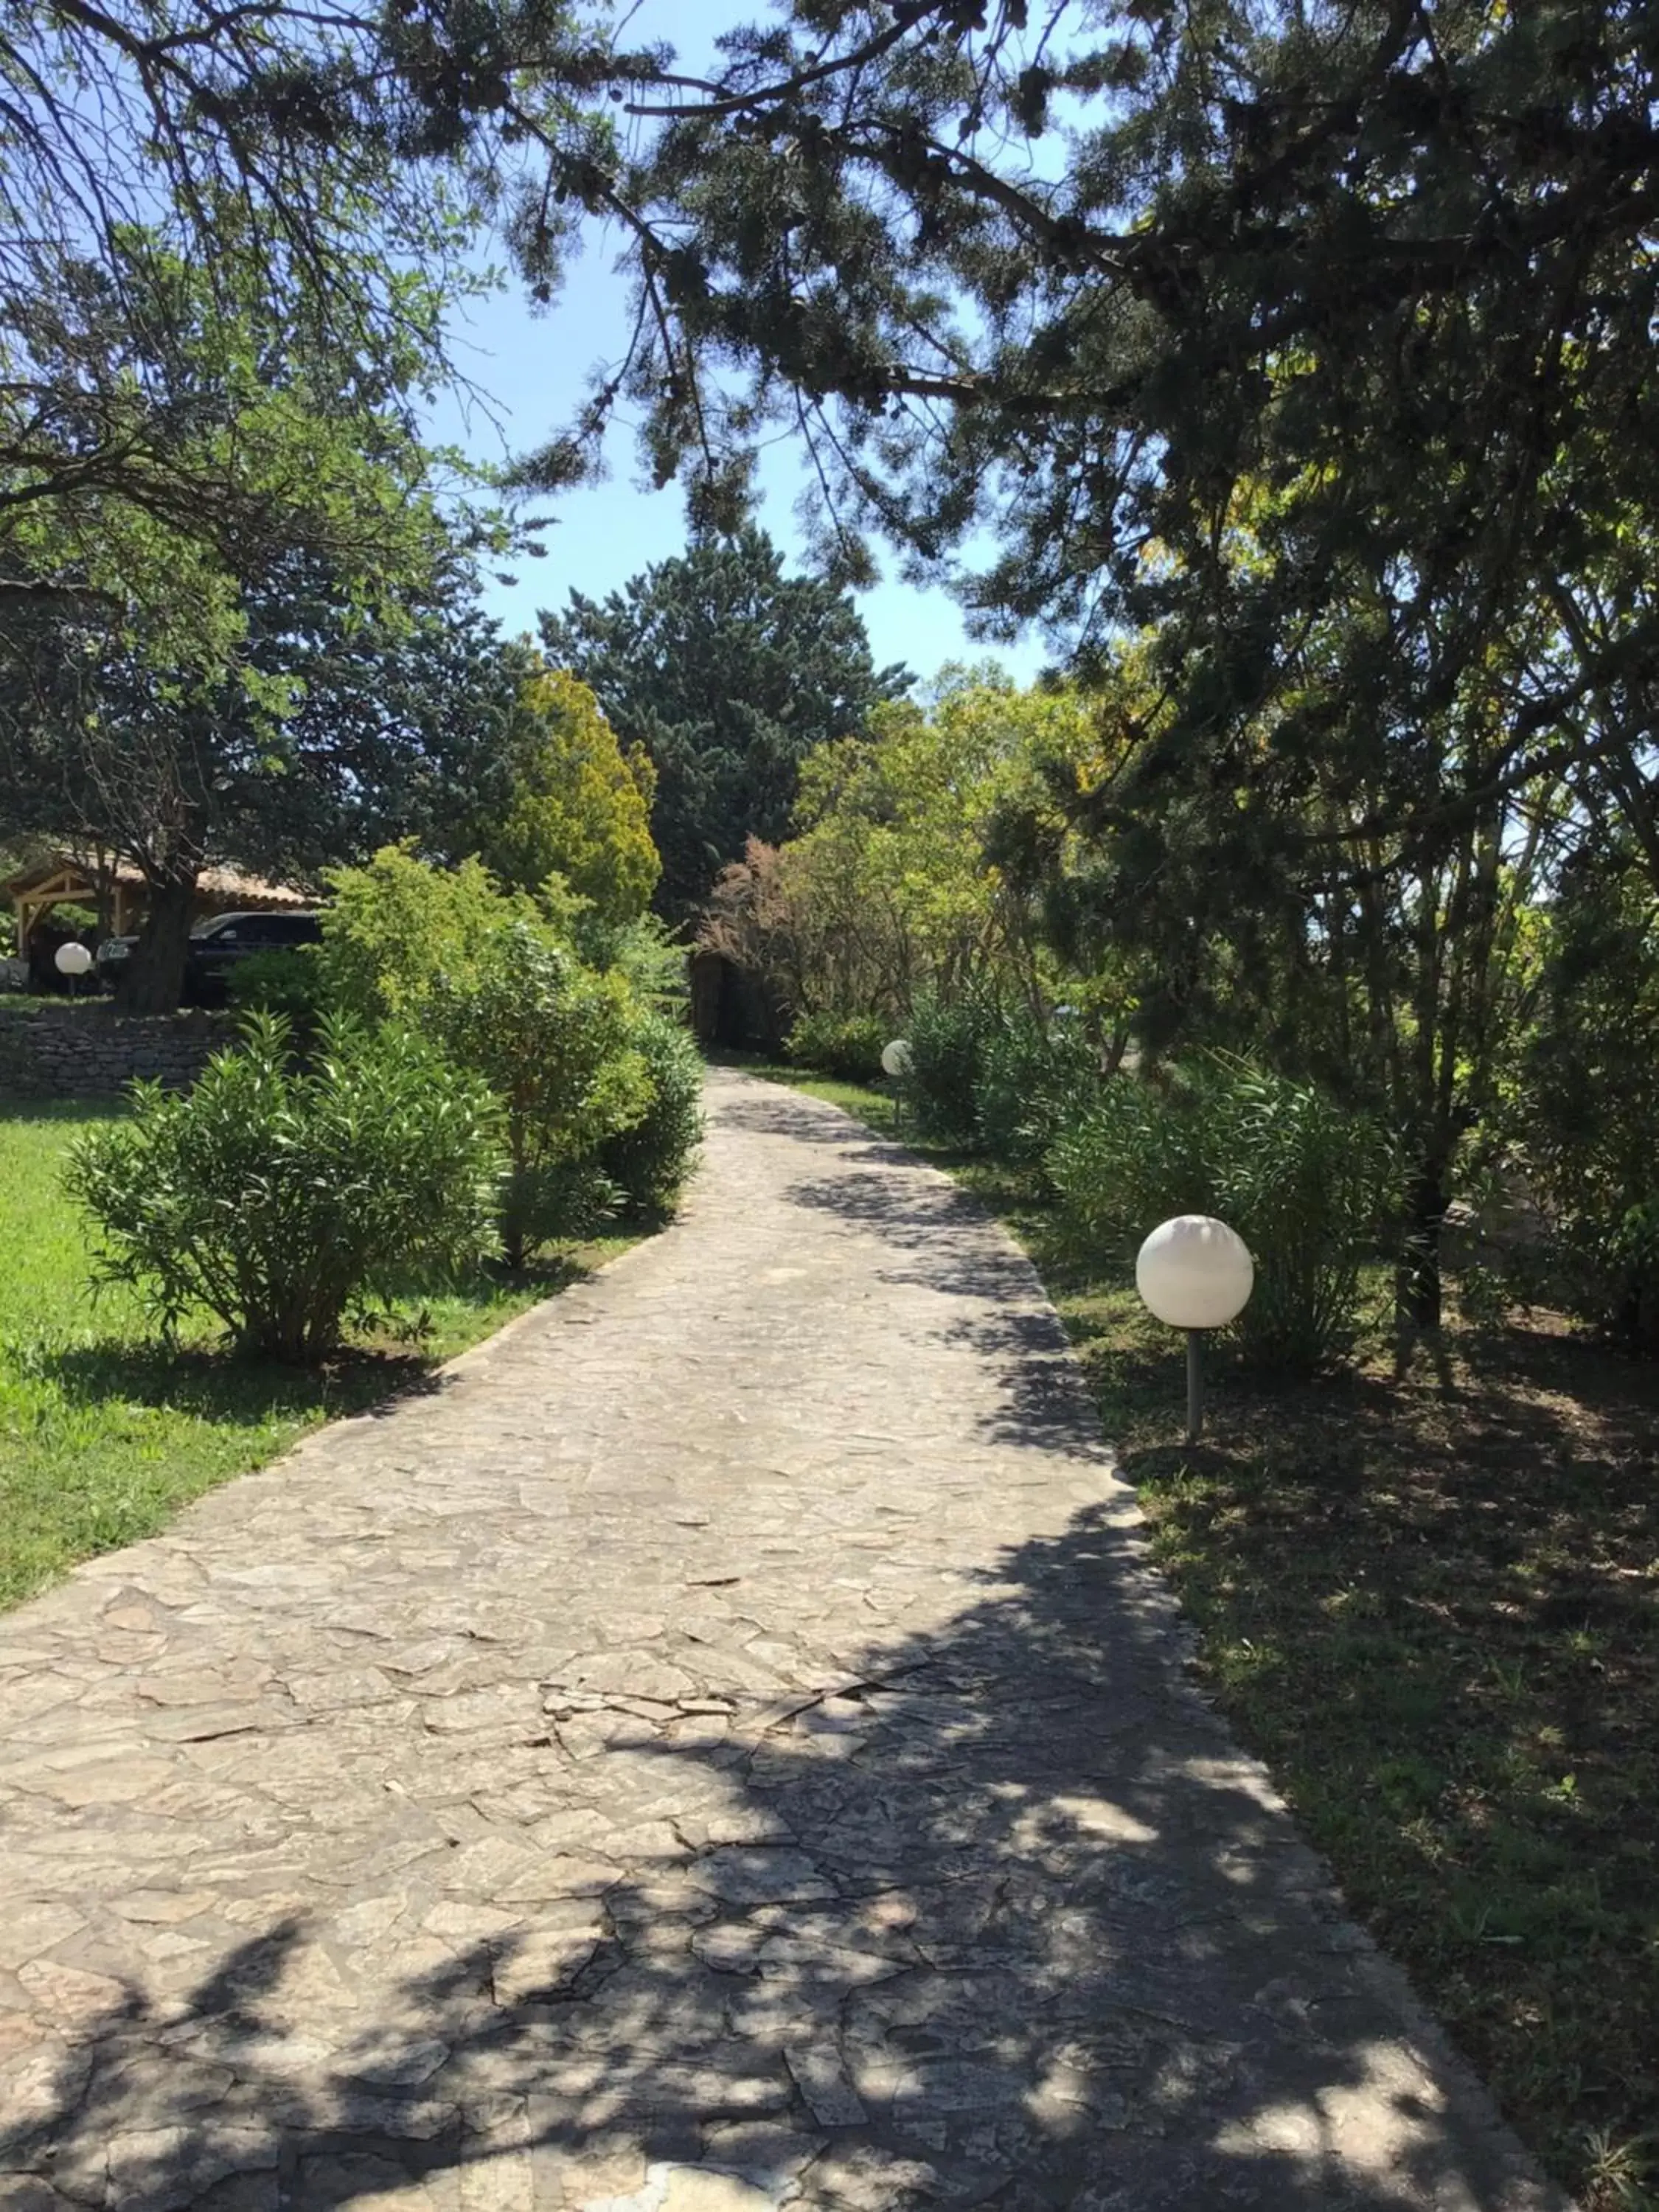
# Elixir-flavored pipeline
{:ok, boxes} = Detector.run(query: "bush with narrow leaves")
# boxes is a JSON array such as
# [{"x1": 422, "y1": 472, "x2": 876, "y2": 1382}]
[
  {"x1": 1047, "y1": 1069, "x2": 1214, "y2": 1250},
  {"x1": 900, "y1": 990, "x2": 1002, "y2": 1147},
  {"x1": 971, "y1": 1006, "x2": 1102, "y2": 1165},
  {"x1": 429, "y1": 923, "x2": 652, "y2": 1266},
  {"x1": 66, "y1": 1013, "x2": 504, "y2": 1364},
  {"x1": 1048, "y1": 1060, "x2": 1395, "y2": 1372},
  {"x1": 1214, "y1": 1065, "x2": 1397, "y2": 1370},
  {"x1": 599, "y1": 1009, "x2": 705, "y2": 1218}
]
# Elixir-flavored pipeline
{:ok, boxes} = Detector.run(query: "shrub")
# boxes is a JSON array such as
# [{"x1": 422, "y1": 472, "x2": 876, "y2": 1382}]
[
  {"x1": 1211, "y1": 1065, "x2": 1396, "y2": 1370},
  {"x1": 901, "y1": 990, "x2": 1001, "y2": 1147},
  {"x1": 1047, "y1": 1068, "x2": 1215, "y2": 1249},
  {"x1": 1048, "y1": 1059, "x2": 1395, "y2": 1372},
  {"x1": 224, "y1": 946, "x2": 327, "y2": 1029},
  {"x1": 599, "y1": 1010, "x2": 705, "y2": 1217},
  {"x1": 66, "y1": 1013, "x2": 504, "y2": 1363},
  {"x1": 972, "y1": 1006, "x2": 1102, "y2": 1165},
  {"x1": 430, "y1": 922, "x2": 652, "y2": 1266},
  {"x1": 579, "y1": 911, "x2": 690, "y2": 1012},
  {"x1": 318, "y1": 852, "x2": 667, "y2": 1265},
  {"x1": 786, "y1": 1010, "x2": 888, "y2": 1082},
  {"x1": 317, "y1": 845, "x2": 533, "y2": 1024},
  {"x1": 902, "y1": 990, "x2": 1102, "y2": 1154}
]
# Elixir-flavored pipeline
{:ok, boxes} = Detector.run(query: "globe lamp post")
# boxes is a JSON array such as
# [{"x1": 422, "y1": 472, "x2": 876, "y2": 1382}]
[
  {"x1": 55, "y1": 941, "x2": 93, "y2": 998},
  {"x1": 880, "y1": 1039, "x2": 913, "y2": 1079},
  {"x1": 1135, "y1": 1215, "x2": 1254, "y2": 1443}
]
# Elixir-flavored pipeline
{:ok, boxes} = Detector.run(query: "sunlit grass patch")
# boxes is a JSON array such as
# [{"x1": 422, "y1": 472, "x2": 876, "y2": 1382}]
[{"x1": 0, "y1": 1100, "x2": 633, "y2": 1612}]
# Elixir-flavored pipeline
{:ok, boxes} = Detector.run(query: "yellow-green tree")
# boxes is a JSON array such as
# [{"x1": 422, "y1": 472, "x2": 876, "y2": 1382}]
[
  {"x1": 316, "y1": 846, "x2": 525, "y2": 1024},
  {"x1": 479, "y1": 662, "x2": 660, "y2": 924},
  {"x1": 781, "y1": 669, "x2": 1105, "y2": 1017}
]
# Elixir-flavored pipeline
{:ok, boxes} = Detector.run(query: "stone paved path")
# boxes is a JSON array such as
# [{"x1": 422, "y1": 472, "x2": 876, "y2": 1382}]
[{"x1": 0, "y1": 1071, "x2": 1567, "y2": 2212}]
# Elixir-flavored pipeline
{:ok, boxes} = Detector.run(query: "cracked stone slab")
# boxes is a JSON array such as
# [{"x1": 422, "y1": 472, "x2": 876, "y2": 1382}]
[
  {"x1": 582, "y1": 2168, "x2": 779, "y2": 2212},
  {"x1": 0, "y1": 1071, "x2": 1566, "y2": 2212}
]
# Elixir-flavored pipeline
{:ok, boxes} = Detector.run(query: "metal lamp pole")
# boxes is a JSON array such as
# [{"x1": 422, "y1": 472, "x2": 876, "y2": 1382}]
[{"x1": 1186, "y1": 1329, "x2": 1205, "y2": 1443}]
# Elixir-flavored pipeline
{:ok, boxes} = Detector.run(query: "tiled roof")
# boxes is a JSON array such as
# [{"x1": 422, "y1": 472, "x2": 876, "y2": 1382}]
[{"x1": 2, "y1": 855, "x2": 313, "y2": 909}]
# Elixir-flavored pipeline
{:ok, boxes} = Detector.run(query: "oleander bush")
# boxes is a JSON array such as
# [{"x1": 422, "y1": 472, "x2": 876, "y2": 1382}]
[
  {"x1": 1047, "y1": 1068, "x2": 1213, "y2": 1249},
  {"x1": 971, "y1": 1006, "x2": 1102, "y2": 1165},
  {"x1": 900, "y1": 990, "x2": 1001, "y2": 1147},
  {"x1": 897, "y1": 992, "x2": 1101, "y2": 1158},
  {"x1": 1048, "y1": 1060, "x2": 1396, "y2": 1372},
  {"x1": 599, "y1": 1008, "x2": 706, "y2": 1217},
  {"x1": 66, "y1": 1013, "x2": 504, "y2": 1363}
]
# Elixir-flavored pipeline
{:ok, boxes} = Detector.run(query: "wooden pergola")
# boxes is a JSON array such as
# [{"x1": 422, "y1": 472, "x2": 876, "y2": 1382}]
[
  {"x1": 6, "y1": 857, "x2": 135, "y2": 950},
  {"x1": 4, "y1": 854, "x2": 310, "y2": 953}
]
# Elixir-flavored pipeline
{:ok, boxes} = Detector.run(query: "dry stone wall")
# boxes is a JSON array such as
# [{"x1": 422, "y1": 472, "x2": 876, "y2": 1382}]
[{"x1": 0, "y1": 1004, "x2": 232, "y2": 1098}]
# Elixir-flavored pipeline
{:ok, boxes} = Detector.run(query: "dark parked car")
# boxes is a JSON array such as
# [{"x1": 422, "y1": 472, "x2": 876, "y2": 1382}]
[{"x1": 97, "y1": 909, "x2": 323, "y2": 1003}]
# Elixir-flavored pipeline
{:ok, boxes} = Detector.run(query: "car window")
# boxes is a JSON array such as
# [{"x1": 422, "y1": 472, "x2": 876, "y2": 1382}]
[{"x1": 186, "y1": 911, "x2": 320, "y2": 945}]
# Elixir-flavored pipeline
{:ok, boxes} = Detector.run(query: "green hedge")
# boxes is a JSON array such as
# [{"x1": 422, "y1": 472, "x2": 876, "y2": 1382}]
[{"x1": 1048, "y1": 1060, "x2": 1397, "y2": 1372}]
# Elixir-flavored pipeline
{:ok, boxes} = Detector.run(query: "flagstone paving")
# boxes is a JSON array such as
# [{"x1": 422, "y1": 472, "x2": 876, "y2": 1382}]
[{"x1": 0, "y1": 1069, "x2": 1567, "y2": 2212}]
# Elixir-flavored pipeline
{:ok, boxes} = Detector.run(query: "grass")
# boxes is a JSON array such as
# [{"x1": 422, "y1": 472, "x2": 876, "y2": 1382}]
[
  {"x1": 744, "y1": 1055, "x2": 1659, "y2": 2212},
  {"x1": 0, "y1": 1100, "x2": 639, "y2": 1613},
  {"x1": 709, "y1": 1055, "x2": 903, "y2": 1134}
]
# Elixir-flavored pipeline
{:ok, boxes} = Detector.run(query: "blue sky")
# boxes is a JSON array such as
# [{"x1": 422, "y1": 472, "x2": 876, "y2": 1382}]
[{"x1": 420, "y1": 0, "x2": 1050, "y2": 689}]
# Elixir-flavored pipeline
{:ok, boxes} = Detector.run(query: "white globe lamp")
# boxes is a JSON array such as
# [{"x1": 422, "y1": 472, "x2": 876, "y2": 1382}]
[
  {"x1": 55, "y1": 942, "x2": 93, "y2": 980},
  {"x1": 1135, "y1": 1214, "x2": 1253, "y2": 1441},
  {"x1": 880, "y1": 1038, "x2": 913, "y2": 1079}
]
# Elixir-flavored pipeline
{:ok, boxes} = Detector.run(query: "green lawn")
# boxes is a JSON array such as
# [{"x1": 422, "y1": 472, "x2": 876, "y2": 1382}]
[
  {"x1": 0, "y1": 1101, "x2": 634, "y2": 1613},
  {"x1": 745, "y1": 1058, "x2": 1659, "y2": 2212}
]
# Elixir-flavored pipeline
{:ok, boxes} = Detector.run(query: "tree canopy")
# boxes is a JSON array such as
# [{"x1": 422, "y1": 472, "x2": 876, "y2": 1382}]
[
  {"x1": 0, "y1": 217, "x2": 512, "y2": 1009},
  {"x1": 430, "y1": 0, "x2": 1654, "y2": 902},
  {"x1": 0, "y1": 538, "x2": 533, "y2": 1009},
  {"x1": 785, "y1": 668, "x2": 1100, "y2": 1013},
  {"x1": 539, "y1": 527, "x2": 910, "y2": 919},
  {"x1": 0, "y1": 31, "x2": 479, "y2": 655},
  {"x1": 24, "y1": 0, "x2": 1656, "y2": 815}
]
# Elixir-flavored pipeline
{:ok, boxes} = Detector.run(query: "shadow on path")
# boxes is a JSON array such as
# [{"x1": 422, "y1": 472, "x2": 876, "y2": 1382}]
[
  {"x1": 7, "y1": 1501, "x2": 1557, "y2": 2210},
  {"x1": 0, "y1": 1074, "x2": 1562, "y2": 2210},
  {"x1": 782, "y1": 1163, "x2": 1113, "y2": 1461}
]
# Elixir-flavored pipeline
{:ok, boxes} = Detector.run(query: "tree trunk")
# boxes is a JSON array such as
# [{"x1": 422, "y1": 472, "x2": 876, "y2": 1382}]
[
  {"x1": 119, "y1": 875, "x2": 198, "y2": 1013},
  {"x1": 1395, "y1": 1159, "x2": 1449, "y2": 1335}
]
